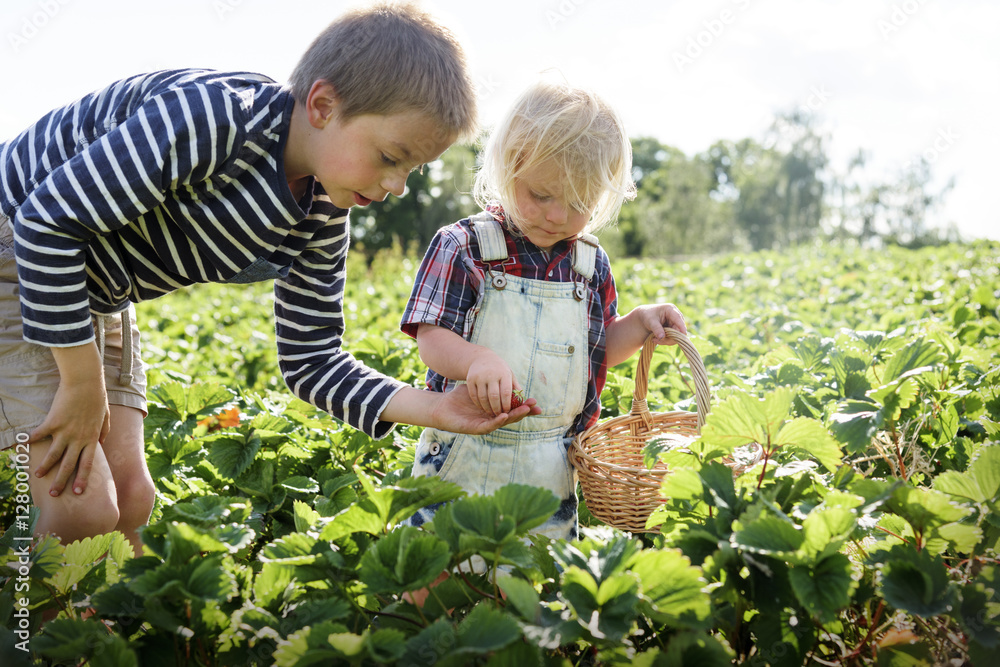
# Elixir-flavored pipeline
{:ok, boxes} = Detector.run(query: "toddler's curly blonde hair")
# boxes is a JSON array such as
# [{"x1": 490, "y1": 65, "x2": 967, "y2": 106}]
[{"x1": 474, "y1": 81, "x2": 636, "y2": 235}]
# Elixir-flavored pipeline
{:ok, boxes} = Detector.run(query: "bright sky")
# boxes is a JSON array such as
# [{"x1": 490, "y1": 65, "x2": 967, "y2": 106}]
[{"x1": 2, "y1": 0, "x2": 997, "y2": 241}]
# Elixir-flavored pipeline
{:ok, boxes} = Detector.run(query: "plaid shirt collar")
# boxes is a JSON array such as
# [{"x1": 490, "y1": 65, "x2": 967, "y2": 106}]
[{"x1": 479, "y1": 202, "x2": 582, "y2": 279}]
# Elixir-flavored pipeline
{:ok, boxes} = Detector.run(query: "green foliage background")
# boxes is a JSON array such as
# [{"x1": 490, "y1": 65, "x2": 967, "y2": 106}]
[
  {"x1": 349, "y1": 116, "x2": 957, "y2": 265},
  {"x1": 2, "y1": 239, "x2": 999, "y2": 666}
]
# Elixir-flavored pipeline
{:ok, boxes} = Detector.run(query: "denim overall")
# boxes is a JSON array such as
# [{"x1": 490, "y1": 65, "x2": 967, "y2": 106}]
[{"x1": 406, "y1": 213, "x2": 599, "y2": 543}]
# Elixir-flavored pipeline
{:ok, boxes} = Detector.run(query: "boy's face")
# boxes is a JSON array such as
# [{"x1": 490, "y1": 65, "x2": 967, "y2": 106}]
[
  {"x1": 512, "y1": 159, "x2": 594, "y2": 251},
  {"x1": 312, "y1": 107, "x2": 455, "y2": 209}
]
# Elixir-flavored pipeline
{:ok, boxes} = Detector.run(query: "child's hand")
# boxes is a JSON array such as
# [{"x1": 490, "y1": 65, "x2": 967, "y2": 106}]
[
  {"x1": 466, "y1": 350, "x2": 522, "y2": 417},
  {"x1": 432, "y1": 384, "x2": 541, "y2": 434},
  {"x1": 606, "y1": 302, "x2": 689, "y2": 367},
  {"x1": 31, "y1": 343, "x2": 110, "y2": 497},
  {"x1": 634, "y1": 303, "x2": 688, "y2": 343},
  {"x1": 31, "y1": 382, "x2": 111, "y2": 496}
]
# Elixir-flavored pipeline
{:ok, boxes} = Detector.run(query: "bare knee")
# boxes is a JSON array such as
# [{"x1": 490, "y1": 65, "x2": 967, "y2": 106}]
[
  {"x1": 69, "y1": 493, "x2": 121, "y2": 540},
  {"x1": 35, "y1": 487, "x2": 120, "y2": 544},
  {"x1": 115, "y1": 473, "x2": 155, "y2": 531},
  {"x1": 101, "y1": 406, "x2": 152, "y2": 533},
  {"x1": 30, "y1": 439, "x2": 121, "y2": 544}
]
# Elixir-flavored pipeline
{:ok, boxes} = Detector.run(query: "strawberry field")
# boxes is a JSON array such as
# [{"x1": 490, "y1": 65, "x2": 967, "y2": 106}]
[{"x1": 2, "y1": 239, "x2": 999, "y2": 666}]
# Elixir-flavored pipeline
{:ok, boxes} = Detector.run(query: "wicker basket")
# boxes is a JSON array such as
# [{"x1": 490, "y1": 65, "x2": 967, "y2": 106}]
[{"x1": 569, "y1": 329, "x2": 710, "y2": 533}]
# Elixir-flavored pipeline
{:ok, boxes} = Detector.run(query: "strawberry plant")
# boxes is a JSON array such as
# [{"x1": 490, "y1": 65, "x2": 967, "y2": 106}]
[{"x1": 1, "y1": 239, "x2": 998, "y2": 665}]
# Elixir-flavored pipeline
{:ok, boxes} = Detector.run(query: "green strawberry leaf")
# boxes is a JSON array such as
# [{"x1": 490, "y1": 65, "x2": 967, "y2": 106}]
[
  {"x1": 366, "y1": 628, "x2": 408, "y2": 664},
  {"x1": 148, "y1": 380, "x2": 234, "y2": 422},
  {"x1": 775, "y1": 417, "x2": 843, "y2": 472},
  {"x1": 938, "y1": 446, "x2": 1000, "y2": 505},
  {"x1": 272, "y1": 621, "x2": 350, "y2": 667},
  {"x1": 731, "y1": 515, "x2": 804, "y2": 563},
  {"x1": 881, "y1": 339, "x2": 945, "y2": 384},
  {"x1": 205, "y1": 431, "x2": 263, "y2": 480},
  {"x1": 829, "y1": 399, "x2": 881, "y2": 454},
  {"x1": 497, "y1": 576, "x2": 540, "y2": 622},
  {"x1": 493, "y1": 484, "x2": 561, "y2": 534},
  {"x1": 160, "y1": 496, "x2": 253, "y2": 527},
  {"x1": 801, "y1": 506, "x2": 857, "y2": 561},
  {"x1": 885, "y1": 485, "x2": 972, "y2": 538},
  {"x1": 30, "y1": 618, "x2": 108, "y2": 662},
  {"x1": 458, "y1": 604, "x2": 521, "y2": 654},
  {"x1": 359, "y1": 526, "x2": 450, "y2": 594},
  {"x1": 661, "y1": 631, "x2": 736, "y2": 666},
  {"x1": 955, "y1": 566, "x2": 1000, "y2": 647},
  {"x1": 628, "y1": 548, "x2": 711, "y2": 629},
  {"x1": 877, "y1": 545, "x2": 954, "y2": 618},
  {"x1": 788, "y1": 553, "x2": 858, "y2": 623}
]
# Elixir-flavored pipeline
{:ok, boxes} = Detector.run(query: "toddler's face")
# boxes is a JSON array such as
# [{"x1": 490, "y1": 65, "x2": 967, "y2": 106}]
[
  {"x1": 313, "y1": 109, "x2": 454, "y2": 209},
  {"x1": 512, "y1": 160, "x2": 594, "y2": 251}
]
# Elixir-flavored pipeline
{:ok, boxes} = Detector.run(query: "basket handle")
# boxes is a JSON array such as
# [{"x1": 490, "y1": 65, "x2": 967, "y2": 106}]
[{"x1": 630, "y1": 329, "x2": 711, "y2": 430}]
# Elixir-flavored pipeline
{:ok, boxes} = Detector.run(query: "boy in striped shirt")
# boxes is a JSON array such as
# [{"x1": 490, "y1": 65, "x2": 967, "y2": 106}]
[{"x1": 0, "y1": 2, "x2": 536, "y2": 555}]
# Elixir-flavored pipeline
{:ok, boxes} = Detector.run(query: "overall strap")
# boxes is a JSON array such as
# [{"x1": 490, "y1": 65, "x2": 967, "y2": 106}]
[
  {"x1": 471, "y1": 210, "x2": 600, "y2": 282},
  {"x1": 469, "y1": 212, "x2": 508, "y2": 261},
  {"x1": 572, "y1": 233, "x2": 599, "y2": 281}
]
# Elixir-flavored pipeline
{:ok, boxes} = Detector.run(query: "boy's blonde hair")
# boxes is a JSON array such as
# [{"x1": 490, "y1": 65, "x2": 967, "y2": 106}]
[
  {"x1": 289, "y1": 1, "x2": 477, "y2": 140},
  {"x1": 474, "y1": 81, "x2": 636, "y2": 236}
]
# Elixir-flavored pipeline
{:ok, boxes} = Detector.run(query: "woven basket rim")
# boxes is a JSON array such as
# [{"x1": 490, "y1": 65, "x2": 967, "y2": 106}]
[
  {"x1": 570, "y1": 412, "x2": 700, "y2": 475},
  {"x1": 575, "y1": 328, "x2": 710, "y2": 443}
]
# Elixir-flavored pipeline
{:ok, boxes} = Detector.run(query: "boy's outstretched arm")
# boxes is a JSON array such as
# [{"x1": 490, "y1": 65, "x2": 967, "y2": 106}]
[
  {"x1": 30, "y1": 342, "x2": 111, "y2": 496},
  {"x1": 380, "y1": 383, "x2": 538, "y2": 435},
  {"x1": 605, "y1": 303, "x2": 688, "y2": 368},
  {"x1": 414, "y1": 323, "x2": 525, "y2": 417}
]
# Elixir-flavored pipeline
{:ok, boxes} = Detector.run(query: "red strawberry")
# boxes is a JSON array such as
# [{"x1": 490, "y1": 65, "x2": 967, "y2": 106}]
[{"x1": 510, "y1": 389, "x2": 525, "y2": 410}]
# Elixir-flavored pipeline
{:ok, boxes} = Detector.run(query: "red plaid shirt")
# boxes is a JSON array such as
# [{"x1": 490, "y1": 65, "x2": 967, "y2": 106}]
[{"x1": 401, "y1": 210, "x2": 618, "y2": 434}]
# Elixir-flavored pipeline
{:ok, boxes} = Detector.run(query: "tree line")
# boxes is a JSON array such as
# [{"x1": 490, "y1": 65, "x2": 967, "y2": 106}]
[{"x1": 350, "y1": 110, "x2": 957, "y2": 262}]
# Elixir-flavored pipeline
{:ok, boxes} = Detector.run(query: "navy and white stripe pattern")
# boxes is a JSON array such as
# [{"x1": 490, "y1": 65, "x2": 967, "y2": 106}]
[{"x1": 0, "y1": 69, "x2": 405, "y2": 438}]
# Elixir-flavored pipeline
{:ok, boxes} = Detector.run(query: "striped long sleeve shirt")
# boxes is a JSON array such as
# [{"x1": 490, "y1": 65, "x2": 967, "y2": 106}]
[{"x1": 0, "y1": 69, "x2": 405, "y2": 438}]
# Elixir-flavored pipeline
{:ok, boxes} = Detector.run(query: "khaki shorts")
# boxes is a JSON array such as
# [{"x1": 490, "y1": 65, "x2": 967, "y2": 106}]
[{"x1": 0, "y1": 212, "x2": 147, "y2": 450}]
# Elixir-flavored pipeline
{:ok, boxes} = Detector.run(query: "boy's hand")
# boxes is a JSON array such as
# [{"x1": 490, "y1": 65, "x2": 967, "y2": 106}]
[
  {"x1": 432, "y1": 384, "x2": 541, "y2": 434},
  {"x1": 466, "y1": 350, "x2": 521, "y2": 417},
  {"x1": 32, "y1": 382, "x2": 111, "y2": 496},
  {"x1": 31, "y1": 342, "x2": 110, "y2": 496}
]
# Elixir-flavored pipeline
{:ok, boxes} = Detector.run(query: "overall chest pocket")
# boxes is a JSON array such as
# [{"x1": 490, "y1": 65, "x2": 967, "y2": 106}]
[
  {"x1": 225, "y1": 257, "x2": 290, "y2": 284},
  {"x1": 528, "y1": 338, "x2": 587, "y2": 422}
]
